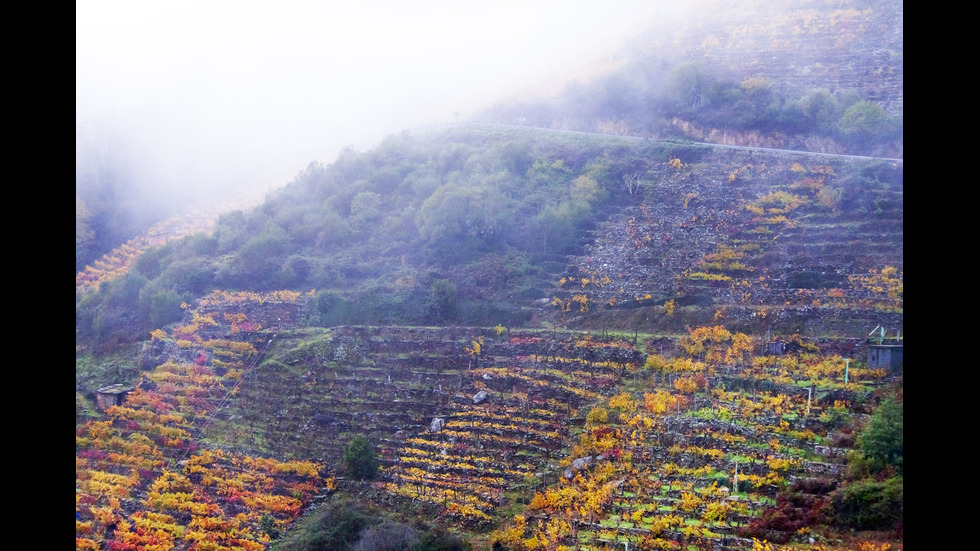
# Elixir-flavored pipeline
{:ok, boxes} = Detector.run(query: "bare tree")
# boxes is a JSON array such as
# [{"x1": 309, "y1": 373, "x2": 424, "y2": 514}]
[{"x1": 623, "y1": 172, "x2": 642, "y2": 196}]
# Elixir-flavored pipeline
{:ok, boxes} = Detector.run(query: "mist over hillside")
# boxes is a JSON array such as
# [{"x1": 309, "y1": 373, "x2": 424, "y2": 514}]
[
  {"x1": 76, "y1": 0, "x2": 903, "y2": 390},
  {"x1": 75, "y1": 0, "x2": 661, "y2": 270},
  {"x1": 77, "y1": 124, "x2": 901, "y2": 354},
  {"x1": 75, "y1": 0, "x2": 901, "y2": 272},
  {"x1": 478, "y1": 0, "x2": 902, "y2": 157}
]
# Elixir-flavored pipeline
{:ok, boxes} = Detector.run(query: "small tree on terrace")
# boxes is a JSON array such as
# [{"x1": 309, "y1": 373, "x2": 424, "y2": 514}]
[
  {"x1": 427, "y1": 279, "x2": 458, "y2": 323},
  {"x1": 857, "y1": 397, "x2": 903, "y2": 475},
  {"x1": 344, "y1": 434, "x2": 380, "y2": 481}
]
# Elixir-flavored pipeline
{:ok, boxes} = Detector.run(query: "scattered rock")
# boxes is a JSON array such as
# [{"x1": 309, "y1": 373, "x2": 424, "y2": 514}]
[
  {"x1": 565, "y1": 456, "x2": 594, "y2": 478},
  {"x1": 311, "y1": 413, "x2": 339, "y2": 425}
]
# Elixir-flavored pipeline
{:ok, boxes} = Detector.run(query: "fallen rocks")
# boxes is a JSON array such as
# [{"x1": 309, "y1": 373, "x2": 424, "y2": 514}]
[{"x1": 564, "y1": 456, "x2": 594, "y2": 478}]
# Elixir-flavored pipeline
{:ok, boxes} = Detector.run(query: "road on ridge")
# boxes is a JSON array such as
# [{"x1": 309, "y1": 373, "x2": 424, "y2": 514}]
[{"x1": 410, "y1": 122, "x2": 904, "y2": 164}]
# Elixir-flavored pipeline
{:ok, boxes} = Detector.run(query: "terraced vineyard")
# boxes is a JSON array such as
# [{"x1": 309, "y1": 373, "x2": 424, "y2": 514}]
[
  {"x1": 493, "y1": 328, "x2": 900, "y2": 550},
  {"x1": 76, "y1": 290, "x2": 650, "y2": 548},
  {"x1": 555, "y1": 146, "x2": 902, "y2": 337},
  {"x1": 76, "y1": 1, "x2": 903, "y2": 546},
  {"x1": 76, "y1": 292, "x2": 327, "y2": 550},
  {"x1": 78, "y1": 282, "x2": 901, "y2": 550},
  {"x1": 75, "y1": 140, "x2": 902, "y2": 550},
  {"x1": 203, "y1": 321, "x2": 646, "y2": 526}
]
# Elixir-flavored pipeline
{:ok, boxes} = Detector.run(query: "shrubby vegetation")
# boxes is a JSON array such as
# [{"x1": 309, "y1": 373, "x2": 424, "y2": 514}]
[
  {"x1": 831, "y1": 394, "x2": 903, "y2": 531},
  {"x1": 75, "y1": 123, "x2": 902, "y2": 356},
  {"x1": 273, "y1": 498, "x2": 469, "y2": 551},
  {"x1": 76, "y1": 127, "x2": 700, "y2": 349},
  {"x1": 856, "y1": 397, "x2": 903, "y2": 476},
  {"x1": 344, "y1": 434, "x2": 380, "y2": 481}
]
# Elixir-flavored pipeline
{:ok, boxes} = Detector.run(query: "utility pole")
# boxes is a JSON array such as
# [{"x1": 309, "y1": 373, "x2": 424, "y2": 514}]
[{"x1": 733, "y1": 460, "x2": 739, "y2": 493}]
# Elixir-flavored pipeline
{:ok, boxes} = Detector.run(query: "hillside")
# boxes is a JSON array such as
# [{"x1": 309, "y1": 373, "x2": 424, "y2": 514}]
[
  {"x1": 551, "y1": 139, "x2": 902, "y2": 337},
  {"x1": 481, "y1": 0, "x2": 902, "y2": 158},
  {"x1": 76, "y1": 1, "x2": 902, "y2": 549},
  {"x1": 75, "y1": 128, "x2": 903, "y2": 550},
  {"x1": 77, "y1": 291, "x2": 902, "y2": 550},
  {"x1": 76, "y1": 126, "x2": 901, "y2": 355}
]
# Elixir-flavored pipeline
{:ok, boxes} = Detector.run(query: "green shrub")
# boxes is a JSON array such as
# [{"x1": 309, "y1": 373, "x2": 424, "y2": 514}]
[
  {"x1": 272, "y1": 499, "x2": 375, "y2": 551},
  {"x1": 306, "y1": 290, "x2": 351, "y2": 327},
  {"x1": 831, "y1": 477, "x2": 903, "y2": 530},
  {"x1": 427, "y1": 279, "x2": 458, "y2": 323},
  {"x1": 417, "y1": 526, "x2": 471, "y2": 551},
  {"x1": 271, "y1": 498, "x2": 470, "y2": 551},
  {"x1": 353, "y1": 520, "x2": 418, "y2": 551},
  {"x1": 858, "y1": 397, "x2": 903, "y2": 474},
  {"x1": 259, "y1": 514, "x2": 279, "y2": 539},
  {"x1": 344, "y1": 434, "x2": 380, "y2": 481},
  {"x1": 139, "y1": 284, "x2": 184, "y2": 328}
]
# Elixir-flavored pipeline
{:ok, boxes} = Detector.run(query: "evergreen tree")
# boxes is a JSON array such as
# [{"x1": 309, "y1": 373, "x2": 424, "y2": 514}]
[
  {"x1": 858, "y1": 397, "x2": 903, "y2": 474},
  {"x1": 344, "y1": 434, "x2": 380, "y2": 480}
]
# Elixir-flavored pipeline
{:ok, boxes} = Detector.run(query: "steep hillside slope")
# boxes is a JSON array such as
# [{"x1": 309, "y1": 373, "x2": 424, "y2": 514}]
[
  {"x1": 78, "y1": 290, "x2": 902, "y2": 550},
  {"x1": 77, "y1": 1, "x2": 902, "y2": 548},
  {"x1": 549, "y1": 143, "x2": 902, "y2": 336},
  {"x1": 76, "y1": 135, "x2": 902, "y2": 551},
  {"x1": 76, "y1": 126, "x2": 902, "y2": 356}
]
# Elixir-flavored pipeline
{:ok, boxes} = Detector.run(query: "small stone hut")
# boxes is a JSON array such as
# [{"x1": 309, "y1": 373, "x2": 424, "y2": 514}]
[
  {"x1": 867, "y1": 342, "x2": 903, "y2": 372},
  {"x1": 95, "y1": 384, "x2": 134, "y2": 411},
  {"x1": 765, "y1": 341, "x2": 786, "y2": 355}
]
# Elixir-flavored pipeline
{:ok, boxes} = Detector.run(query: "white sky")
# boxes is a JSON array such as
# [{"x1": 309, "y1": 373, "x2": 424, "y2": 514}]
[{"x1": 77, "y1": 0, "x2": 662, "y2": 198}]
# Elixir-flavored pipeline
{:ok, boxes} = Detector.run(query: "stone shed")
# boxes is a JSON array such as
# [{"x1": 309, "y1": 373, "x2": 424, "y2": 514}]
[
  {"x1": 867, "y1": 343, "x2": 903, "y2": 372},
  {"x1": 765, "y1": 341, "x2": 786, "y2": 355},
  {"x1": 95, "y1": 384, "x2": 134, "y2": 411}
]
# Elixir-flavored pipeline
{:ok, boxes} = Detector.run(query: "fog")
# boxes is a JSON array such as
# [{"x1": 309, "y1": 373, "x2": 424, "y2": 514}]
[{"x1": 76, "y1": 0, "x2": 665, "y2": 206}]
